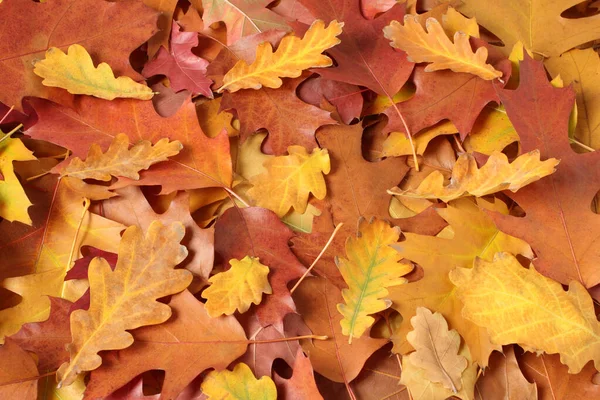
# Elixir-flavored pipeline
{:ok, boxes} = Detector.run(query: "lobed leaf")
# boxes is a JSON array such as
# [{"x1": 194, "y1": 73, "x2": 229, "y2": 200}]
[{"x1": 201, "y1": 362, "x2": 277, "y2": 400}]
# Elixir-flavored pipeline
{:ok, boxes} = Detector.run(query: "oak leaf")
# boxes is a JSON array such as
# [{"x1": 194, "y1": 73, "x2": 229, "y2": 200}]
[
  {"x1": 33, "y1": 45, "x2": 154, "y2": 100},
  {"x1": 450, "y1": 252, "x2": 600, "y2": 373},
  {"x1": 0, "y1": 0, "x2": 158, "y2": 110},
  {"x1": 219, "y1": 20, "x2": 343, "y2": 92},
  {"x1": 463, "y1": 105, "x2": 519, "y2": 155},
  {"x1": 406, "y1": 307, "x2": 468, "y2": 392},
  {"x1": 384, "y1": 16, "x2": 501, "y2": 80},
  {"x1": 59, "y1": 133, "x2": 182, "y2": 181},
  {"x1": 143, "y1": 0, "x2": 178, "y2": 58},
  {"x1": 247, "y1": 146, "x2": 330, "y2": 217},
  {"x1": 476, "y1": 347, "x2": 538, "y2": 400},
  {"x1": 56, "y1": 221, "x2": 192, "y2": 386},
  {"x1": 201, "y1": 362, "x2": 277, "y2": 400},
  {"x1": 203, "y1": 256, "x2": 272, "y2": 317},
  {"x1": 387, "y1": 198, "x2": 533, "y2": 366},
  {"x1": 389, "y1": 150, "x2": 559, "y2": 202},
  {"x1": 337, "y1": 218, "x2": 412, "y2": 343},
  {"x1": 0, "y1": 339, "x2": 38, "y2": 400},
  {"x1": 273, "y1": 348, "x2": 324, "y2": 400},
  {"x1": 297, "y1": 76, "x2": 364, "y2": 125},
  {"x1": 142, "y1": 23, "x2": 213, "y2": 98},
  {"x1": 84, "y1": 290, "x2": 248, "y2": 399},
  {"x1": 381, "y1": 121, "x2": 458, "y2": 157}
]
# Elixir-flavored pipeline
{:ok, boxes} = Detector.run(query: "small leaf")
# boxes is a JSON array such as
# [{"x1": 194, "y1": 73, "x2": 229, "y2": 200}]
[
  {"x1": 388, "y1": 150, "x2": 559, "y2": 202},
  {"x1": 59, "y1": 133, "x2": 182, "y2": 181},
  {"x1": 450, "y1": 252, "x2": 600, "y2": 374},
  {"x1": 33, "y1": 44, "x2": 154, "y2": 100},
  {"x1": 56, "y1": 221, "x2": 192, "y2": 387},
  {"x1": 337, "y1": 218, "x2": 412, "y2": 343},
  {"x1": 218, "y1": 20, "x2": 343, "y2": 92},
  {"x1": 201, "y1": 362, "x2": 277, "y2": 400},
  {"x1": 202, "y1": 256, "x2": 272, "y2": 317},
  {"x1": 247, "y1": 146, "x2": 330, "y2": 217},
  {"x1": 384, "y1": 15, "x2": 502, "y2": 80},
  {"x1": 407, "y1": 307, "x2": 468, "y2": 392}
]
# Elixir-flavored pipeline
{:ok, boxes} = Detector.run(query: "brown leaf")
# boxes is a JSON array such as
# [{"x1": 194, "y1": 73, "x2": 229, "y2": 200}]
[
  {"x1": 476, "y1": 347, "x2": 538, "y2": 400},
  {"x1": 274, "y1": 349, "x2": 324, "y2": 400}
]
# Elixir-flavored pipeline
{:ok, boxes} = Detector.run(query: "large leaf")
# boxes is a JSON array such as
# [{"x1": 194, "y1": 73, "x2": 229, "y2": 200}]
[
  {"x1": 0, "y1": 339, "x2": 38, "y2": 400},
  {"x1": 56, "y1": 221, "x2": 192, "y2": 386},
  {"x1": 384, "y1": 16, "x2": 501, "y2": 80},
  {"x1": 33, "y1": 45, "x2": 154, "y2": 100},
  {"x1": 0, "y1": 0, "x2": 158, "y2": 110},
  {"x1": 219, "y1": 20, "x2": 343, "y2": 92},
  {"x1": 450, "y1": 252, "x2": 600, "y2": 374},
  {"x1": 389, "y1": 150, "x2": 559, "y2": 202},
  {"x1": 201, "y1": 363, "x2": 277, "y2": 400},
  {"x1": 337, "y1": 218, "x2": 412, "y2": 342},
  {"x1": 84, "y1": 290, "x2": 248, "y2": 399}
]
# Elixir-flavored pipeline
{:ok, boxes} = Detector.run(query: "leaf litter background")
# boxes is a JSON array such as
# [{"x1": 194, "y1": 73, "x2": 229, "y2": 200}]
[{"x1": 2, "y1": 0, "x2": 600, "y2": 399}]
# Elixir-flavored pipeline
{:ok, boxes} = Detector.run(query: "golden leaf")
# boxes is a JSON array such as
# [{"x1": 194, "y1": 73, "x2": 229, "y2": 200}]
[
  {"x1": 442, "y1": 7, "x2": 480, "y2": 38},
  {"x1": 201, "y1": 362, "x2": 277, "y2": 400},
  {"x1": 218, "y1": 20, "x2": 343, "y2": 93},
  {"x1": 247, "y1": 146, "x2": 330, "y2": 217},
  {"x1": 33, "y1": 44, "x2": 154, "y2": 100},
  {"x1": 463, "y1": 106, "x2": 520, "y2": 155},
  {"x1": 0, "y1": 127, "x2": 36, "y2": 224},
  {"x1": 406, "y1": 308, "x2": 468, "y2": 392},
  {"x1": 383, "y1": 16, "x2": 502, "y2": 80},
  {"x1": 56, "y1": 221, "x2": 192, "y2": 387},
  {"x1": 202, "y1": 256, "x2": 272, "y2": 317},
  {"x1": 60, "y1": 133, "x2": 182, "y2": 181},
  {"x1": 382, "y1": 121, "x2": 458, "y2": 157},
  {"x1": 337, "y1": 218, "x2": 413, "y2": 343},
  {"x1": 450, "y1": 252, "x2": 600, "y2": 374},
  {"x1": 388, "y1": 150, "x2": 559, "y2": 202}
]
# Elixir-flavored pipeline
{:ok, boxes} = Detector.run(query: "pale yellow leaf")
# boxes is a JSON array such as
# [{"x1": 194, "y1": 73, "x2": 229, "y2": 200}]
[
  {"x1": 388, "y1": 150, "x2": 559, "y2": 202},
  {"x1": 450, "y1": 252, "x2": 600, "y2": 374},
  {"x1": 407, "y1": 308, "x2": 468, "y2": 392},
  {"x1": 33, "y1": 44, "x2": 154, "y2": 100},
  {"x1": 218, "y1": 20, "x2": 343, "y2": 93},
  {"x1": 383, "y1": 16, "x2": 502, "y2": 80},
  {"x1": 442, "y1": 7, "x2": 480, "y2": 38},
  {"x1": 56, "y1": 221, "x2": 192, "y2": 387},
  {"x1": 202, "y1": 256, "x2": 272, "y2": 317},
  {"x1": 60, "y1": 134, "x2": 182, "y2": 181},
  {"x1": 382, "y1": 121, "x2": 458, "y2": 157},
  {"x1": 247, "y1": 146, "x2": 330, "y2": 217},
  {"x1": 202, "y1": 362, "x2": 277, "y2": 400}
]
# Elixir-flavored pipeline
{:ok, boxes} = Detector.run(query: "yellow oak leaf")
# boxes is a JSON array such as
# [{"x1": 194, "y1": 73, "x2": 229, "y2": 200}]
[
  {"x1": 388, "y1": 150, "x2": 559, "y2": 202},
  {"x1": 337, "y1": 218, "x2": 413, "y2": 343},
  {"x1": 0, "y1": 127, "x2": 36, "y2": 224},
  {"x1": 382, "y1": 121, "x2": 458, "y2": 157},
  {"x1": 463, "y1": 105, "x2": 520, "y2": 155},
  {"x1": 201, "y1": 362, "x2": 277, "y2": 400},
  {"x1": 383, "y1": 15, "x2": 502, "y2": 80},
  {"x1": 406, "y1": 308, "x2": 468, "y2": 392},
  {"x1": 247, "y1": 146, "x2": 330, "y2": 217},
  {"x1": 56, "y1": 221, "x2": 192, "y2": 387},
  {"x1": 33, "y1": 44, "x2": 154, "y2": 100},
  {"x1": 387, "y1": 198, "x2": 533, "y2": 366},
  {"x1": 450, "y1": 252, "x2": 600, "y2": 374},
  {"x1": 202, "y1": 256, "x2": 272, "y2": 317},
  {"x1": 442, "y1": 7, "x2": 479, "y2": 38},
  {"x1": 59, "y1": 133, "x2": 182, "y2": 181},
  {"x1": 218, "y1": 20, "x2": 343, "y2": 93}
]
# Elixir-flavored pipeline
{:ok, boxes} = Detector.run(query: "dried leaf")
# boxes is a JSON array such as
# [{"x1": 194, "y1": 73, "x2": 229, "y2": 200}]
[
  {"x1": 384, "y1": 16, "x2": 501, "y2": 80},
  {"x1": 201, "y1": 362, "x2": 277, "y2": 400},
  {"x1": 33, "y1": 44, "x2": 154, "y2": 100},
  {"x1": 450, "y1": 252, "x2": 600, "y2": 373},
  {"x1": 389, "y1": 151, "x2": 559, "y2": 202},
  {"x1": 203, "y1": 256, "x2": 272, "y2": 317},
  {"x1": 337, "y1": 218, "x2": 412, "y2": 343},
  {"x1": 219, "y1": 20, "x2": 343, "y2": 92},
  {"x1": 274, "y1": 349, "x2": 324, "y2": 400},
  {"x1": 0, "y1": 339, "x2": 38, "y2": 400},
  {"x1": 476, "y1": 347, "x2": 538, "y2": 400},
  {"x1": 56, "y1": 221, "x2": 192, "y2": 386}
]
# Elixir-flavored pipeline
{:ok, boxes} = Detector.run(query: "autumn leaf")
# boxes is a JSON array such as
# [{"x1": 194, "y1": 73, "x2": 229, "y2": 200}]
[
  {"x1": 274, "y1": 348, "x2": 324, "y2": 400},
  {"x1": 202, "y1": 256, "x2": 272, "y2": 317},
  {"x1": 337, "y1": 218, "x2": 412, "y2": 343},
  {"x1": 219, "y1": 20, "x2": 343, "y2": 92},
  {"x1": 56, "y1": 221, "x2": 192, "y2": 386},
  {"x1": 388, "y1": 150, "x2": 559, "y2": 202},
  {"x1": 58, "y1": 133, "x2": 182, "y2": 181},
  {"x1": 0, "y1": 339, "x2": 38, "y2": 400},
  {"x1": 381, "y1": 121, "x2": 458, "y2": 157},
  {"x1": 33, "y1": 44, "x2": 154, "y2": 100},
  {"x1": 202, "y1": 362, "x2": 277, "y2": 400},
  {"x1": 406, "y1": 308, "x2": 468, "y2": 392},
  {"x1": 143, "y1": 0, "x2": 178, "y2": 58},
  {"x1": 247, "y1": 146, "x2": 330, "y2": 217},
  {"x1": 450, "y1": 252, "x2": 600, "y2": 374},
  {"x1": 384, "y1": 16, "x2": 502, "y2": 80}
]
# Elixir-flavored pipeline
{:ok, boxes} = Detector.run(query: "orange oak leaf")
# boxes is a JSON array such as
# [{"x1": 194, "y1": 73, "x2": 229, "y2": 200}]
[
  {"x1": 25, "y1": 96, "x2": 232, "y2": 193},
  {"x1": 143, "y1": 0, "x2": 178, "y2": 58},
  {"x1": 0, "y1": 0, "x2": 158, "y2": 111},
  {"x1": 492, "y1": 54, "x2": 600, "y2": 288},
  {"x1": 274, "y1": 348, "x2": 324, "y2": 400},
  {"x1": 0, "y1": 339, "x2": 38, "y2": 400}
]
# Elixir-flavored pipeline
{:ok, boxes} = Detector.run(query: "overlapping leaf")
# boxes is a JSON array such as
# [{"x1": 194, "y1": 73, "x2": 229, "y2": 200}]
[{"x1": 201, "y1": 363, "x2": 277, "y2": 400}]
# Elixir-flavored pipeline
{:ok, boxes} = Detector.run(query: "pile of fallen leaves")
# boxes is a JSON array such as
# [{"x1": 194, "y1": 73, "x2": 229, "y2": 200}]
[{"x1": 2, "y1": 0, "x2": 600, "y2": 399}]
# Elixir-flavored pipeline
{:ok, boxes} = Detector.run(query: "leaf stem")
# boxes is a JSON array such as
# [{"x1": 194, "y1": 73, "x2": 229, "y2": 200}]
[
  {"x1": 224, "y1": 186, "x2": 250, "y2": 208},
  {"x1": 290, "y1": 222, "x2": 344, "y2": 294},
  {"x1": 248, "y1": 334, "x2": 328, "y2": 344},
  {"x1": 0, "y1": 105, "x2": 15, "y2": 124},
  {"x1": 61, "y1": 196, "x2": 90, "y2": 298},
  {"x1": 0, "y1": 370, "x2": 56, "y2": 386},
  {"x1": 0, "y1": 123, "x2": 23, "y2": 145},
  {"x1": 570, "y1": 138, "x2": 594, "y2": 152}
]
